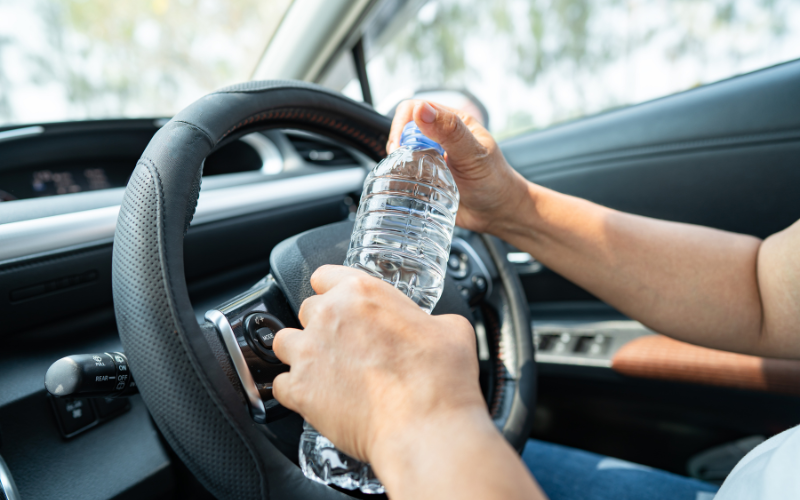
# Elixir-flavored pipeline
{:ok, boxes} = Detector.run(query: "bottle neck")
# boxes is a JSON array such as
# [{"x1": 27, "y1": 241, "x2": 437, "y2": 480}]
[
  {"x1": 401, "y1": 141, "x2": 444, "y2": 156},
  {"x1": 399, "y1": 122, "x2": 445, "y2": 156}
]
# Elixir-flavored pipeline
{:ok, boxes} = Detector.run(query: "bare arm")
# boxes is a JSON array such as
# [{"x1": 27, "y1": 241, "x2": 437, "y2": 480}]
[
  {"x1": 388, "y1": 100, "x2": 800, "y2": 359},
  {"x1": 502, "y1": 185, "x2": 800, "y2": 358}
]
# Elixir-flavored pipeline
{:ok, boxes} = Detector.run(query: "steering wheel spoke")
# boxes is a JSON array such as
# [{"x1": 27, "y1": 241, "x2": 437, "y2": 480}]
[{"x1": 205, "y1": 275, "x2": 295, "y2": 424}]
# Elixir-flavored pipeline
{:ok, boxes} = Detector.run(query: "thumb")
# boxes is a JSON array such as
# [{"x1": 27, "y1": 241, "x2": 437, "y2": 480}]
[{"x1": 411, "y1": 101, "x2": 489, "y2": 169}]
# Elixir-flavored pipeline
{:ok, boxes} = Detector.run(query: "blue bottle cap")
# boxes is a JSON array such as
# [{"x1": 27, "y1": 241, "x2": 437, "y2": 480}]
[{"x1": 399, "y1": 121, "x2": 445, "y2": 156}]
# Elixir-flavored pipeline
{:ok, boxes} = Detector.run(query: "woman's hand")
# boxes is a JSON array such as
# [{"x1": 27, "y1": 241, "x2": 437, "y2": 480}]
[
  {"x1": 388, "y1": 100, "x2": 531, "y2": 235},
  {"x1": 271, "y1": 265, "x2": 485, "y2": 464}
]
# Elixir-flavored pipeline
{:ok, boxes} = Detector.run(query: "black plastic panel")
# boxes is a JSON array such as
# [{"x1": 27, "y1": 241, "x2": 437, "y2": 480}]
[
  {"x1": 502, "y1": 59, "x2": 800, "y2": 176},
  {"x1": 0, "y1": 197, "x2": 348, "y2": 337},
  {"x1": 0, "y1": 394, "x2": 174, "y2": 500},
  {"x1": 0, "y1": 120, "x2": 269, "y2": 201},
  {"x1": 535, "y1": 142, "x2": 800, "y2": 239}
]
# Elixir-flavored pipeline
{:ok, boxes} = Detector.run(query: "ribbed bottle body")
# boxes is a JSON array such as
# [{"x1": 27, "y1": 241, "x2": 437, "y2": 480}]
[
  {"x1": 299, "y1": 125, "x2": 458, "y2": 494},
  {"x1": 345, "y1": 146, "x2": 459, "y2": 312}
]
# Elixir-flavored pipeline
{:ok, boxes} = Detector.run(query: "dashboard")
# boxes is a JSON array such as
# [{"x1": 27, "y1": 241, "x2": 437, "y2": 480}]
[
  {"x1": 0, "y1": 118, "x2": 376, "y2": 500},
  {"x1": 0, "y1": 120, "x2": 357, "y2": 203}
]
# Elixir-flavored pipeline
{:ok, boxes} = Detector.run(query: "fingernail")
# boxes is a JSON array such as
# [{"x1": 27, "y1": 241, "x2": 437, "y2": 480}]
[
  {"x1": 420, "y1": 103, "x2": 437, "y2": 123},
  {"x1": 387, "y1": 140, "x2": 397, "y2": 152}
]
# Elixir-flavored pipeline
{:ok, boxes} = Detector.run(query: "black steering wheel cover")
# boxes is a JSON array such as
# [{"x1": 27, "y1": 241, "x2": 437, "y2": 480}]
[
  {"x1": 112, "y1": 81, "x2": 389, "y2": 500},
  {"x1": 482, "y1": 235, "x2": 537, "y2": 451}
]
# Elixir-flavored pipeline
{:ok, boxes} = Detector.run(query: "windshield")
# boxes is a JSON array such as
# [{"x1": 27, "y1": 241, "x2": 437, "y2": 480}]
[
  {"x1": 355, "y1": 0, "x2": 800, "y2": 139},
  {"x1": 0, "y1": 0, "x2": 293, "y2": 128}
]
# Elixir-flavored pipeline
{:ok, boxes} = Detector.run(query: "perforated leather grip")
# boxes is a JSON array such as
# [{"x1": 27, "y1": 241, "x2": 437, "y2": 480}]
[{"x1": 112, "y1": 81, "x2": 389, "y2": 500}]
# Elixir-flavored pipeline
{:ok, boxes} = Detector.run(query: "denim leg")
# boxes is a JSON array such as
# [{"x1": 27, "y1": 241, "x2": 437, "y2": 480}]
[{"x1": 522, "y1": 440, "x2": 719, "y2": 500}]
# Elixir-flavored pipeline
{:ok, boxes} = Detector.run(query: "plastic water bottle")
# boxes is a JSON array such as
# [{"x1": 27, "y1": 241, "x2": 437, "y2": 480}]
[{"x1": 299, "y1": 122, "x2": 459, "y2": 493}]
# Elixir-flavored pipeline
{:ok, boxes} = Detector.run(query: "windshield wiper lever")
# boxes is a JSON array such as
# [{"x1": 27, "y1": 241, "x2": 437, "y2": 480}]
[{"x1": 45, "y1": 352, "x2": 137, "y2": 398}]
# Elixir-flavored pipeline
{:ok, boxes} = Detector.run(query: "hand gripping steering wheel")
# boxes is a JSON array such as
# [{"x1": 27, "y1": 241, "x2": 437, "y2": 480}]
[{"x1": 111, "y1": 81, "x2": 536, "y2": 500}]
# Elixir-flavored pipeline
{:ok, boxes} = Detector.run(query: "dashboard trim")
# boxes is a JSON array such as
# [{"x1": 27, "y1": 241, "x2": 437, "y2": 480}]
[
  {"x1": 239, "y1": 132, "x2": 284, "y2": 174},
  {"x1": 0, "y1": 125, "x2": 44, "y2": 143},
  {"x1": 0, "y1": 167, "x2": 365, "y2": 264}
]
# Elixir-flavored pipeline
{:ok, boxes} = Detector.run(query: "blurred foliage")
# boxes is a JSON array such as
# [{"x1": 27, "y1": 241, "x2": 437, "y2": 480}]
[
  {"x1": 0, "y1": 0, "x2": 292, "y2": 124},
  {"x1": 375, "y1": 0, "x2": 796, "y2": 138}
]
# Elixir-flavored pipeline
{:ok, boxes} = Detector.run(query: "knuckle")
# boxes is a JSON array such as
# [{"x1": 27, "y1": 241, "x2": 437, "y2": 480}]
[
  {"x1": 442, "y1": 113, "x2": 461, "y2": 135},
  {"x1": 272, "y1": 329, "x2": 286, "y2": 352},
  {"x1": 346, "y1": 273, "x2": 373, "y2": 294},
  {"x1": 442, "y1": 315, "x2": 476, "y2": 346},
  {"x1": 296, "y1": 336, "x2": 317, "y2": 359},
  {"x1": 310, "y1": 264, "x2": 331, "y2": 285},
  {"x1": 447, "y1": 313, "x2": 473, "y2": 332}
]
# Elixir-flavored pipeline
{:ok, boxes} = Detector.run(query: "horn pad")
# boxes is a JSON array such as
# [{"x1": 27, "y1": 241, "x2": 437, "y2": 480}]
[{"x1": 269, "y1": 220, "x2": 474, "y2": 323}]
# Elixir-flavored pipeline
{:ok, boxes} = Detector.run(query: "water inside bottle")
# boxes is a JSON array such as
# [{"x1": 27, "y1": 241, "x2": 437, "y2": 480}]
[{"x1": 300, "y1": 122, "x2": 459, "y2": 493}]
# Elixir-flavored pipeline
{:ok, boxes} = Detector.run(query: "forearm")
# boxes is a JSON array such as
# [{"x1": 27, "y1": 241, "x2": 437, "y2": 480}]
[
  {"x1": 370, "y1": 408, "x2": 546, "y2": 500},
  {"x1": 495, "y1": 182, "x2": 773, "y2": 356}
]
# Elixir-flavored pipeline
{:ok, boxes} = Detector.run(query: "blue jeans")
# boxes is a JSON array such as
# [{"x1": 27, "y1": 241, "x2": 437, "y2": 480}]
[{"x1": 522, "y1": 440, "x2": 719, "y2": 500}]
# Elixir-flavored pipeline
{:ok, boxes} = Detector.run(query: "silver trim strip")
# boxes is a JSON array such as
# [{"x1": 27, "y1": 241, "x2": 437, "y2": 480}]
[
  {"x1": 0, "y1": 125, "x2": 44, "y2": 143},
  {"x1": 507, "y1": 252, "x2": 543, "y2": 274},
  {"x1": 535, "y1": 353, "x2": 613, "y2": 368},
  {"x1": 0, "y1": 167, "x2": 365, "y2": 263},
  {"x1": 205, "y1": 309, "x2": 267, "y2": 423},
  {"x1": 507, "y1": 252, "x2": 533, "y2": 264},
  {"x1": 0, "y1": 453, "x2": 21, "y2": 500},
  {"x1": 240, "y1": 133, "x2": 283, "y2": 174}
]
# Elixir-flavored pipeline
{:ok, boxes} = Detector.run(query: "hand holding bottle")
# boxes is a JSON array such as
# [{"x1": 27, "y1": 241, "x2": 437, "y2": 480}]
[{"x1": 388, "y1": 100, "x2": 531, "y2": 237}]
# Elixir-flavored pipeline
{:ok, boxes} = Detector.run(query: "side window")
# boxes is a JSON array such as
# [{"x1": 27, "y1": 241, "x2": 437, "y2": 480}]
[{"x1": 357, "y1": 0, "x2": 800, "y2": 139}]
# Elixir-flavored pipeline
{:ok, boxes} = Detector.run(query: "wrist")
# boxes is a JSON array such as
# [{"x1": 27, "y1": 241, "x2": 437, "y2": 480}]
[
  {"x1": 488, "y1": 173, "x2": 542, "y2": 242},
  {"x1": 368, "y1": 405, "x2": 497, "y2": 494}
]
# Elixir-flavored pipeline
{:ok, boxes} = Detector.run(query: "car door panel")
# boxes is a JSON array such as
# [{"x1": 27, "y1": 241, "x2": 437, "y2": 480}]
[{"x1": 499, "y1": 59, "x2": 800, "y2": 475}]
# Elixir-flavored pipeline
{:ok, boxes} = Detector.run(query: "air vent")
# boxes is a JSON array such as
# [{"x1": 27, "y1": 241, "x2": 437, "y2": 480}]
[
  {"x1": 286, "y1": 134, "x2": 358, "y2": 166},
  {"x1": 204, "y1": 133, "x2": 282, "y2": 176}
]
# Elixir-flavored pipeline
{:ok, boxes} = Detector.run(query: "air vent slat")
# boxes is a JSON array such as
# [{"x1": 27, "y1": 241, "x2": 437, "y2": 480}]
[{"x1": 287, "y1": 135, "x2": 358, "y2": 166}]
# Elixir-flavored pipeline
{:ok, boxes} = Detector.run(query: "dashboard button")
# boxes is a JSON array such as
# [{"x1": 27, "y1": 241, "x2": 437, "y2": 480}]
[
  {"x1": 447, "y1": 254, "x2": 461, "y2": 270},
  {"x1": 51, "y1": 397, "x2": 97, "y2": 436},
  {"x1": 472, "y1": 275, "x2": 487, "y2": 292},
  {"x1": 255, "y1": 328, "x2": 275, "y2": 350},
  {"x1": 244, "y1": 313, "x2": 285, "y2": 363},
  {"x1": 447, "y1": 251, "x2": 470, "y2": 279}
]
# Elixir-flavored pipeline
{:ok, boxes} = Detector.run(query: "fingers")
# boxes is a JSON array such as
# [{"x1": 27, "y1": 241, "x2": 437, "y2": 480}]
[
  {"x1": 272, "y1": 327, "x2": 303, "y2": 365},
  {"x1": 271, "y1": 372, "x2": 298, "y2": 412},
  {"x1": 309, "y1": 264, "x2": 366, "y2": 295},
  {"x1": 388, "y1": 100, "x2": 416, "y2": 153},
  {"x1": 411, "y1": 102, "x2": 489, "y2": 168},
  {"x1": 386, "y1": 99, "x2": 491, "y2": 173},
  {"x1": 298, "y1": 294, "x2": 323, "y2": 327}
]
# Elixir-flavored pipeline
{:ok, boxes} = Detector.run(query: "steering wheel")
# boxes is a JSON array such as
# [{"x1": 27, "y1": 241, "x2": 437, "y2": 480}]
[{"x1": 111, "y1": 81, "x2": 536, "y2": 500}]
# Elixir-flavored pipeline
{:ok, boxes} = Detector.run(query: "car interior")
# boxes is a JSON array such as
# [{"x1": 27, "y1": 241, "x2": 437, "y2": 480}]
[{"x1": 1, "y1": 0, "x2": 799, "y2": 499}]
